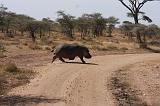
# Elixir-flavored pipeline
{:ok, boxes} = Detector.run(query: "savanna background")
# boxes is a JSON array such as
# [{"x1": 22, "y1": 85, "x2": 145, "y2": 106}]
[{"x1": 0, "y1": 0, "x2": 160, "y2": 106}]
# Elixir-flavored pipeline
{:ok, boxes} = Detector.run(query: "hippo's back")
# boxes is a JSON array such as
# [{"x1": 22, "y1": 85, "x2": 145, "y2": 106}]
[{"x1": 54, "y1": 43, "x2": 79, "y2": 55}]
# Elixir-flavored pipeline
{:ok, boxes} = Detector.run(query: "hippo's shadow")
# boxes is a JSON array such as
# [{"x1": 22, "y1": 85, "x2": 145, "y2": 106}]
[{"x1": 65, "y1": 61, "x2": 98, "y2": 65}]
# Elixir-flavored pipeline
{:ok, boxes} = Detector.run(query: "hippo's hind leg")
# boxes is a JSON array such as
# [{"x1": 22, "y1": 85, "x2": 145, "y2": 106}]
[
  {"x1": 52, "y1": 55, "x2": 57, "y2": 63},
  {"x1": 59, "y1": 57, "x2": 65, "y2": 63}
]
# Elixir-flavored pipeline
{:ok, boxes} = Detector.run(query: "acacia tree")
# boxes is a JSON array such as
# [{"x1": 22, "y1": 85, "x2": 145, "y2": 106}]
[
  {"x1": 76, "y1": 15, "x2": 92, "y2": 39},
  {"x1": 106, "y1": 16, "x2": 119, "y2": 37},
  {"x1": 0, "y1": 4, "x2": 7, "y2": 33},
  {"x1": 57, "y1": 11, "x2": 75, "y2": 38},
  {"x1": 120, "y1": 21, "x2": 135, "y2": 40},
  {"x1": 38, "y1": 21, "x2": 51, "y2": 38},
  {"x1": 42, "y1": 17, "x2": 55, "y2": 36},
  {"x1": 89, "y1": 13, "x2": 106, "y2": 37},
  {"x1": 79, "y1": 13, "x2": 106, "y2": 37},
  {"x1": 13, "y1": 14, "x2": 34, "y2": 36},
  {"x1": 26, "y1": 20, "x2": 41, "y2": 42},
  {"x1": 118, "y1": 0, "x2": 160, "y2": 48}
]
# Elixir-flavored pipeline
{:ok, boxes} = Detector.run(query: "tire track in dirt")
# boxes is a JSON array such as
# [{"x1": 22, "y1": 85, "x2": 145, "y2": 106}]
[{"x1": 8, "y1": 53, "x2": 160, "y2": 106}]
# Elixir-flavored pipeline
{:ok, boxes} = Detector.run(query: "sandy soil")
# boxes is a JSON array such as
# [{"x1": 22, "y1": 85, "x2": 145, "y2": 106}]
[
  {"x1": 1, "y1": 53, "x2": 160, "y2": 106},
  {"x1": 120, "y1": 60, "x2": 160, "y2": 106}
]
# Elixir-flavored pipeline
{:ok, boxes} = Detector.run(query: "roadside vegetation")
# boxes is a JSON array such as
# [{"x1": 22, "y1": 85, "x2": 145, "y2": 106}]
[{"x1": 0, "y1": 63, "x2": 35, "y2": 95}]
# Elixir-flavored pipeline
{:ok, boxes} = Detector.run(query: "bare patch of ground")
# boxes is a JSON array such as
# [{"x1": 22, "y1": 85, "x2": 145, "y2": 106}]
[
  {"x1": 110, "y1": 60, "x2": 160, "y2": 106},
  {"x1": 110, "y1": 69, "x2": 148, "y2": 106}
]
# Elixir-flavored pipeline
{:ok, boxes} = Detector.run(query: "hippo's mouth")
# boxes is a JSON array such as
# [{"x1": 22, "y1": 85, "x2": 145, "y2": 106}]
[{"x1": 85, "y1": 55, "x2": 92, "y2": 59}]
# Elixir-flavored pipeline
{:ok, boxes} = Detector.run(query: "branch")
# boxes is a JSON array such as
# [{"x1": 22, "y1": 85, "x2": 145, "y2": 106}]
[
  {"x1": 118, "y1": 0, "x2": 134, "y2": 14},
  {"x1": 138, "y1": 0, "x2": 156, "y2": 9}
]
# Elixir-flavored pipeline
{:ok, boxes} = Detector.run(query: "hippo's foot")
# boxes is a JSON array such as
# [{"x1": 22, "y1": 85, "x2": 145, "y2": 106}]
[
  {"x1": 82, "y1": 61, "x2": 86, "y2": 64},
  {"x1": 59, "y1": 57, "x2": 65, "y2": 63}
]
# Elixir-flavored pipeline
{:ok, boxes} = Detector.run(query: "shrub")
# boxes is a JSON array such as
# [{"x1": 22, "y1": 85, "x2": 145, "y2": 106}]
[
  {"x1": 107, "y1": 45, "x2": 118, "y2": 50},
  {"x1": 0, "y1": 43, "x2": 5, "y2": 52},
  {"x1": 120, "y1": 47, "x2": 128, "y2": 52},
  {"x1": 45, "y1": 46, "x2": 51, "y2": 50},
  {"x1": 28, "y1": 44, "x2": 42, "y2": 50},
  {"x1": 5, "y1": 63, "x2": 19, "y2": 73},
  {"x1": 0, "y1": 43, "x2": 6, "y2": 58},
  {"x1": 23, "y1": 42, "x2": 28, "y2": 46},
  {"x1": 0, "y1": 75, "x2": 8, "y2": 95}
]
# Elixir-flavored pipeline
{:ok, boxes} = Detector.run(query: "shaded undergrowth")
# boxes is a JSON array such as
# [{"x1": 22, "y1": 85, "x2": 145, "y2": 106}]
[{"x1": 0, "y1": 95, "x2": 65, "y2": 106}]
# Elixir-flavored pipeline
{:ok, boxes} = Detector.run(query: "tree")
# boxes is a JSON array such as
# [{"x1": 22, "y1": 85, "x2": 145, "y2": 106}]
[
  {"x1": 0, "y1": 4, "x2": 7, "y2": 33},
  {"x1": 38, "y1": 20, "x2": 51, "y2": 38},
  {"x1": 42, "y1": 17, "x2": 55, "y2": 36},
  {"x1": 106, "y1": 16, "x2": 119, "y2": 37},
  {"x1": 13, "y1": 14, "x2": 34, "y2": 36},
  {"x1": 118, "y1": 0, "x2": 160, "y2": 48},
  {"x1": 76, "y1": 13, "x2": 106, "y2": 38},
  {"x1": 120, "y1": 21, "x2": 135, "y2": 41},
  {"x1": 76, "y1": 16, "x2": 91, "y2": 39},
  {"x1": 57, "y1": 11, "x2": 75, "y2": 38},
  {"x1": 88, "y1": 13, "x2": 106, "y2": 37},
  {"x1": 26, "y1": 20, "x2": 41, "y2": 42}
]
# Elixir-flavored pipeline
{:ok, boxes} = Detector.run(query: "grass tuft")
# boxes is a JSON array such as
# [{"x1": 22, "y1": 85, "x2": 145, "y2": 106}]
[{"x1": 0, "y1": 63, "x2": 35, "y2": 95}]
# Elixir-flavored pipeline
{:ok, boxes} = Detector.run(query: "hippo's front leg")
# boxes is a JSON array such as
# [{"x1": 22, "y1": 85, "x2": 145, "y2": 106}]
[{"x1": 79, "y1": 56, "x2": 86, "y2": 64}]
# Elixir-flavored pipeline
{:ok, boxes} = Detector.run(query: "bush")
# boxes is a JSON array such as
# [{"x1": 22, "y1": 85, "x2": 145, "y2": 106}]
[
  {"x1": 107, "y1": 45, "x2": 118, "y2": 50},
  {"x1": 28, "y1": 44, "x2": 42, "y2": 50},
  {"x1": 45, "y1": 46, "x2": 51, "y2": 50},
  {"x1": 0, "y1": 75, "x2": 8, "y2": 95},
  {"x1": 0, "y1": 43, "x2": 6, "y2": 58},
  {"x1": 0, "y1": 43, "x2": 5, "y2": 52},
  {"x1": 5, "y1": 63, "x2": 19, "y2": 73},
  {"x1": 120, "y1": 47, "x2": 128, "y2": 52}
]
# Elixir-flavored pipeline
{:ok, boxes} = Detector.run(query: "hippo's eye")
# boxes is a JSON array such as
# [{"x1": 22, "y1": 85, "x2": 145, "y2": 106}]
[{"x1": 83, "y1": 50, "x2": 88, "y2": 55}]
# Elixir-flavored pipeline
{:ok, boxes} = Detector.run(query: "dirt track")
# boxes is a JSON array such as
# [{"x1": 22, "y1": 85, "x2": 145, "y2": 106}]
[{"x1": 7, "y1": 53, "x2": 160, "y2": 106}]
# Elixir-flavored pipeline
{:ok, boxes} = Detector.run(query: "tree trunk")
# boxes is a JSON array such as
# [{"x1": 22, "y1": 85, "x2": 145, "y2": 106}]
[
  {"x1": 40, "y1": 29, "x2": 42, "y2": 38},
  {"x1": 1, "y1": 27, "x2": 4, "y2": 33},
  {"x1": 134, "y1": 14, "x2": 147, "y2": 48},
  {"x1": 21, "y1": 31, "x2": 24, "y2": 36},
  {"x1": 30, "y1": 32, "x2": 36, "y2": 43},
  {"x1": 108, "y1": 26, "x2": 112, "y2": 37},
  {"x1": 133, "y1": 14, "x2": 139, "y2": 24}
]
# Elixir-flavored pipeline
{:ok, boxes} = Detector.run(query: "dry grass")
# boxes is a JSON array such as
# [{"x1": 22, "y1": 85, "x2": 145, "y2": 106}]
[
  {"x1": 107, "y1": 44, "x2": 119, "y2": 50},
  {"x1": 0, "y1": 42, "x2": 6, "y2": 58},
  {"x1": 44, "y1": 46, "x2": 51, "y2": 51},
  {"x1": 0, "y1": 63, "x2": 35, "y2": 95},
  {"x1": 28, "y1": 44, "x2": 43, "y2": 50}
]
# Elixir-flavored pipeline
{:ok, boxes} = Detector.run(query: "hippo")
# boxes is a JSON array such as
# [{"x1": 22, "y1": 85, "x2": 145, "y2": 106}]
[{"x1": 51, "y1": 43, "x2": 92, "y2": 63}]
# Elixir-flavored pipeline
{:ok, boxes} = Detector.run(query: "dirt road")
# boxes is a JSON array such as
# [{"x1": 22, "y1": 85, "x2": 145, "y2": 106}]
[{"x1": 8, "y1": 53, "x2": 160, "y2": 106}]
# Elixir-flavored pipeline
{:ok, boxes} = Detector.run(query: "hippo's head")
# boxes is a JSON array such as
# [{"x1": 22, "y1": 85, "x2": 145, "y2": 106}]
[{"x1": 82, "y1": 47, "x2": 92, "y2": 59}]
